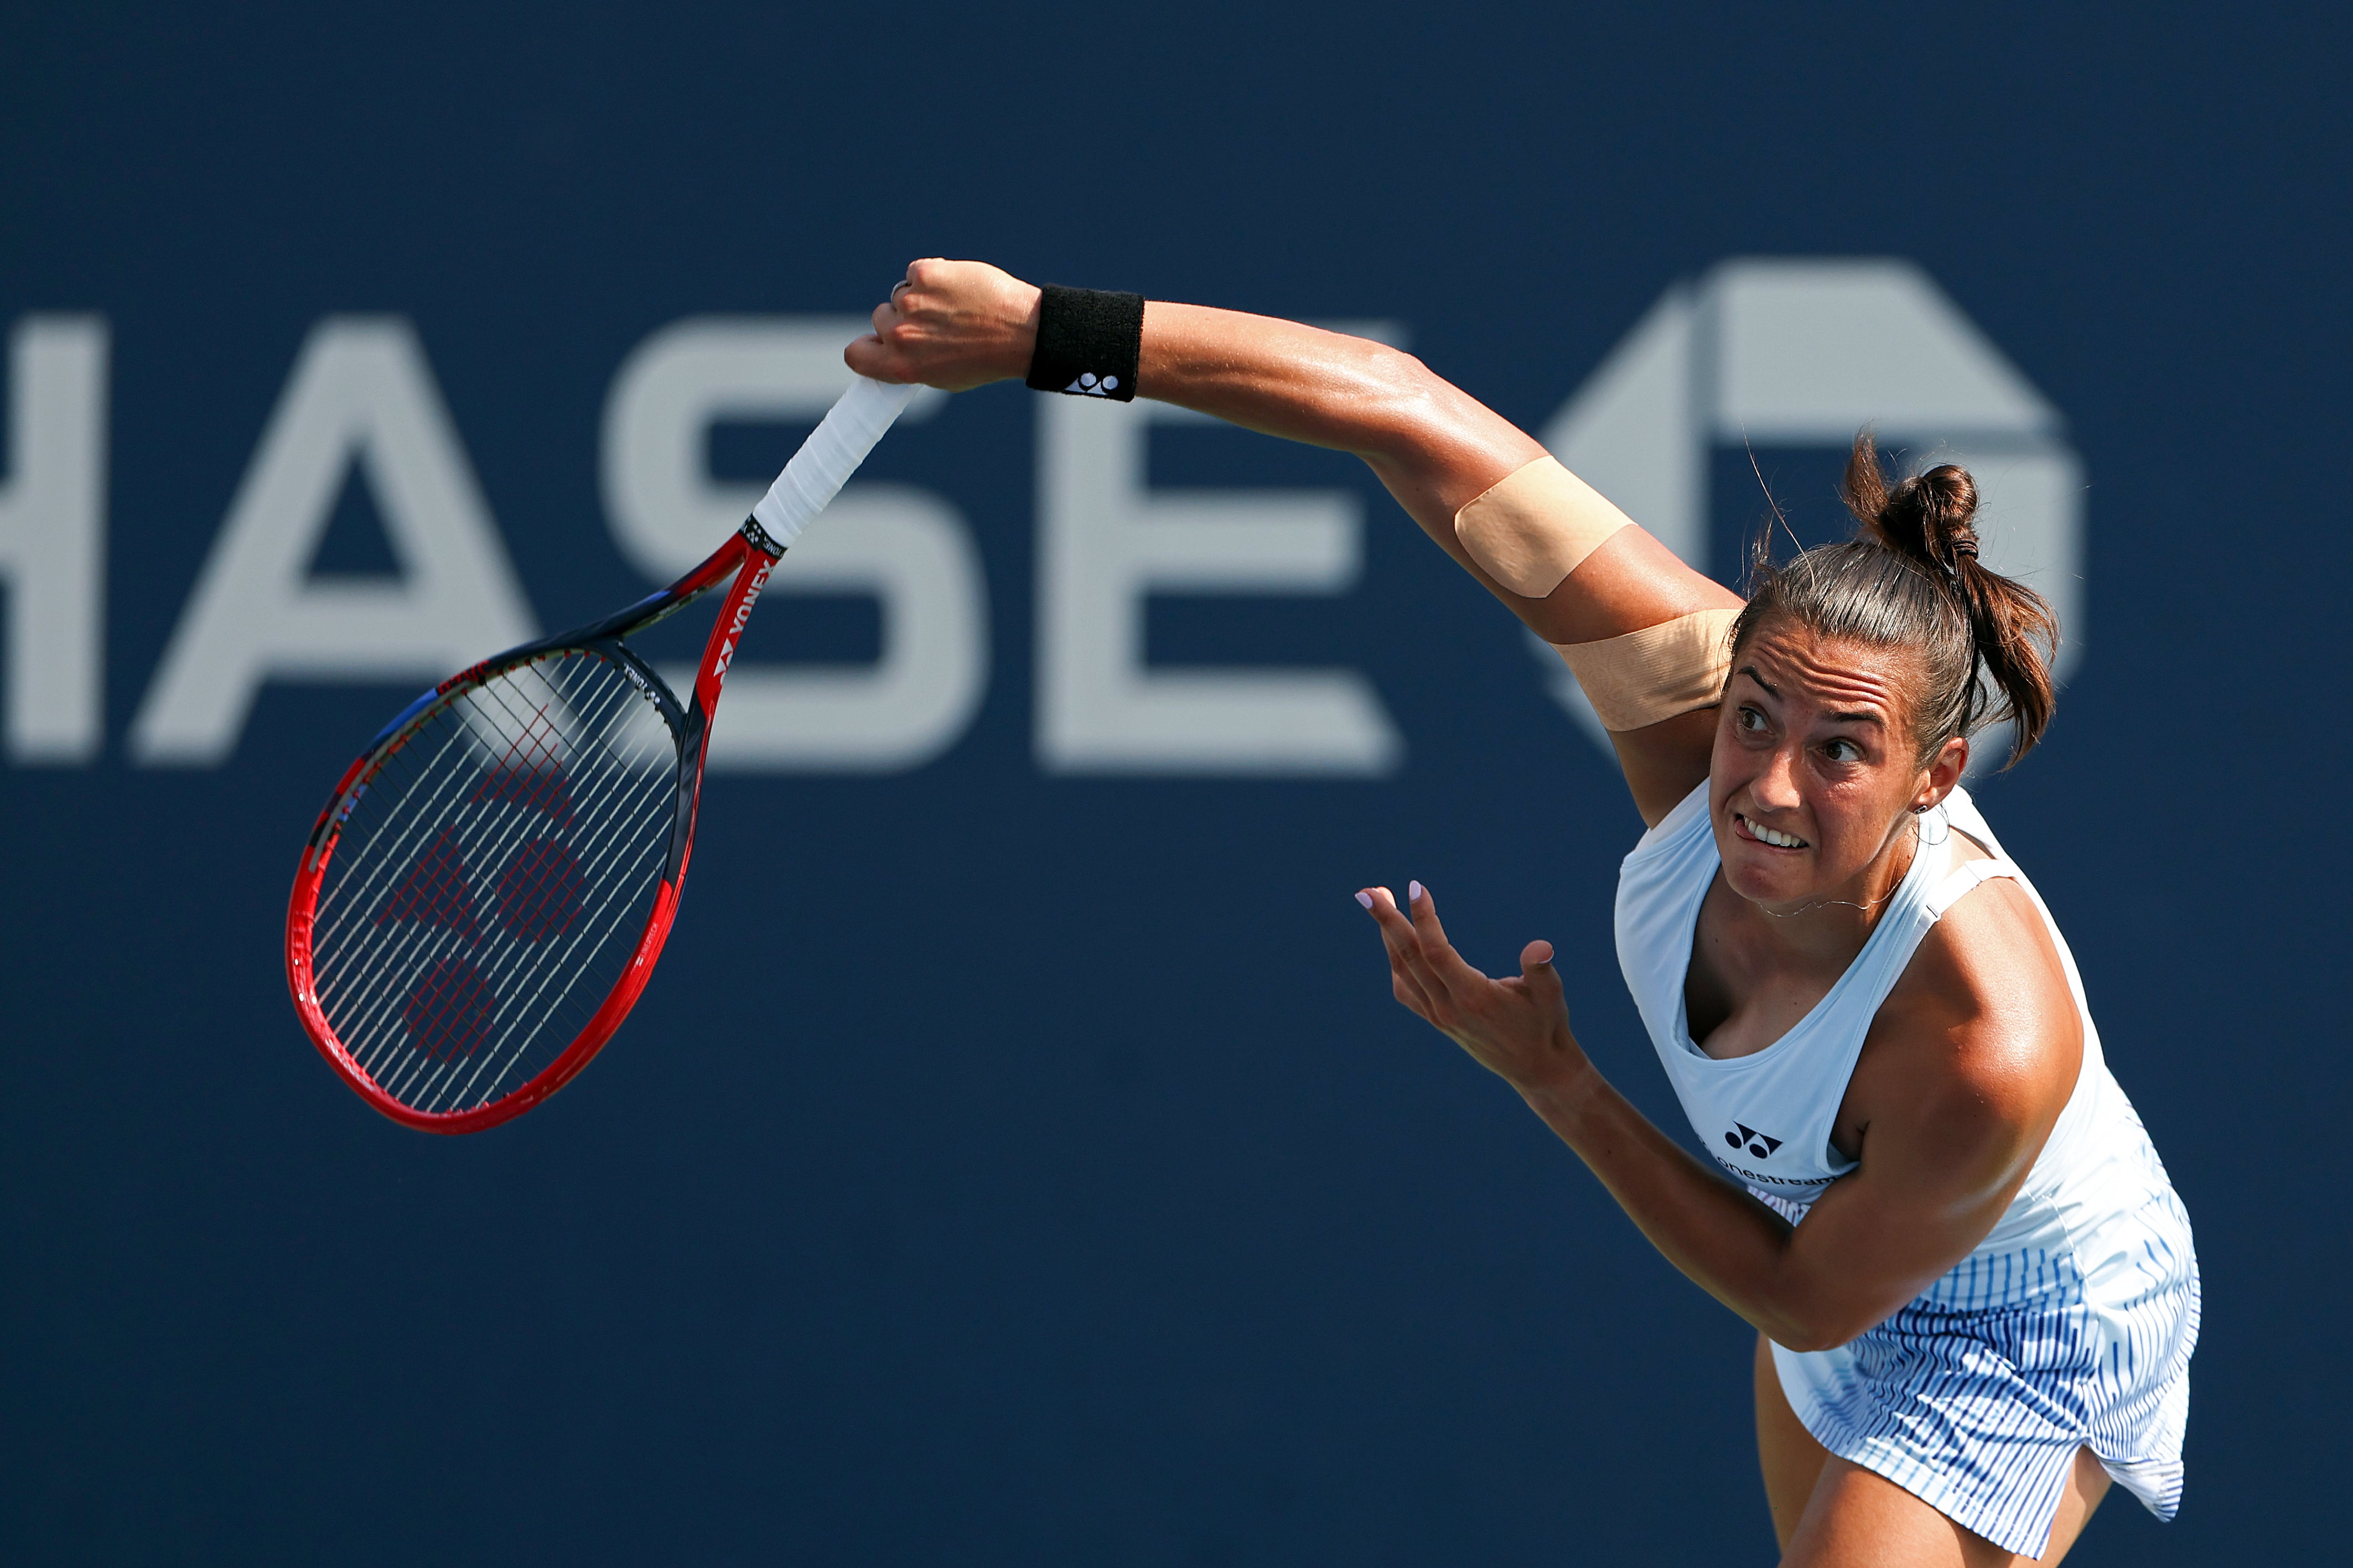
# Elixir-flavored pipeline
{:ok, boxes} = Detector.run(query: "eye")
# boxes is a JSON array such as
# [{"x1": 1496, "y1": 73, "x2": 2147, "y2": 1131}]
[
  {"x1": 1823, "y1": 738, "x2": 1863, "y2": 763},
  {"x1": 1736, "y1": 705, "x2": 1769, "y2": 733}
]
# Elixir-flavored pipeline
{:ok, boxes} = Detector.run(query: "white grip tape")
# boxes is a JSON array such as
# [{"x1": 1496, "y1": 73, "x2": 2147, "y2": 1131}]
[{"x1": 750, "y1": 376, "x2": 921, "y2": 546}]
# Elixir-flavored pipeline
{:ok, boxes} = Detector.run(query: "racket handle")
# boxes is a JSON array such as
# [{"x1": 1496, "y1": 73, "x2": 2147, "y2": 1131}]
[{"x1": 750, "y1": 376, "x2": 922, "y2": 546}]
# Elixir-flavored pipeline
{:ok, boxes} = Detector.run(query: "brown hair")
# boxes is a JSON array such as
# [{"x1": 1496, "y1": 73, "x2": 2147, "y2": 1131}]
[{"x1": 1728, "y1": 432, "x2": 2059, "y2": 770}]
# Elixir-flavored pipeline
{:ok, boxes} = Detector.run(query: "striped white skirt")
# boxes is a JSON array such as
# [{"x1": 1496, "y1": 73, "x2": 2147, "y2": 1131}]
[{"x1": 1764, "y1": 1183, "x2": 2199, "y2": 1557}]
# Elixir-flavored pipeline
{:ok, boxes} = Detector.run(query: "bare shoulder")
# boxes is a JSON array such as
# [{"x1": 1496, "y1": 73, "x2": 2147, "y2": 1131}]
[{"x1": 1849, "y1": 866, "x2": 2083, "y2": 1183}]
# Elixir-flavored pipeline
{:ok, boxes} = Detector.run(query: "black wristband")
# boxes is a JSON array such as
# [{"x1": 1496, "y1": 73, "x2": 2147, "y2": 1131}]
[{"x1": 1025, "y1": 284, "x2": 1144, "y2": 401}]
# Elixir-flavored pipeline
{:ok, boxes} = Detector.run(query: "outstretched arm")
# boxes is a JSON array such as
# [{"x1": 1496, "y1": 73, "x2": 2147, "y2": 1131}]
[
  {"x1": 847, "y1": 259, "x2": 1741, "y2": 824},
  {"x1": 1357, "y1": 881, "x2": 2067, "y2": 1351}
]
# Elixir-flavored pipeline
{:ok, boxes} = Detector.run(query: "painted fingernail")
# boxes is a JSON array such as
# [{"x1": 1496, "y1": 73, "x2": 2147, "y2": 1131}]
[
  {"x1": 1354, "y1": 891, "x2": 1374, "y2": 910},
  {"x1": 1408, "y1": 880, "x2": 1425, "y2": 904}
]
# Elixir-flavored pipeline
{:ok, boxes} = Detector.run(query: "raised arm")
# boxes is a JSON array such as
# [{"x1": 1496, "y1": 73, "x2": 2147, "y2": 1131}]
[{"x1": 847, "y1": 260, "x2": 1742, "y2": 824}]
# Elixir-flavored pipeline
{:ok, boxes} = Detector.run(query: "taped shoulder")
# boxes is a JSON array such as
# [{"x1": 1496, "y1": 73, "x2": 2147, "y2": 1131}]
[
  {"x1": 1554, "y1": 607, "x2": 1742, "y2": 731},
  {"x1": 1452, "y1": 455, "x2": 1634, "y2": 599}
]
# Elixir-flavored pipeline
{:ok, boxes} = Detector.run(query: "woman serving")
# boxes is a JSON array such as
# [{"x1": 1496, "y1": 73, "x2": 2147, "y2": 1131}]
[{"x1": 851, "y1": 262, "x2": 2198, "y2": 1567}]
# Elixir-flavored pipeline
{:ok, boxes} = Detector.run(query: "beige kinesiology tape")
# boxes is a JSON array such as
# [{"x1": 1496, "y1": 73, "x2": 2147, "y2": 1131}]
[
  {"x1": 1452, "y1": 455, "x2": 1634, "y2": 599},
  {"x1": 1554, "y1": 608, "x2": 1744, "y2": 732}
]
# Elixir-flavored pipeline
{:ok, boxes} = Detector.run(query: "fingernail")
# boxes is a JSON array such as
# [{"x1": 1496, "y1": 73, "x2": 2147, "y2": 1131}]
[
  {"x1": 1354, "y1": 891, "x2": 1373, "y2": 910},
  {"x1": 1408, "y1": 880, "x2": 1425, "y2": 905}
]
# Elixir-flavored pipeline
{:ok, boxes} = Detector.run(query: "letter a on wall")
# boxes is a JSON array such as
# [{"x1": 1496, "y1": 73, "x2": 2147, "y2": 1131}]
[{"x1": 131, "y1": 318, "x2": 537, "y2": 766}]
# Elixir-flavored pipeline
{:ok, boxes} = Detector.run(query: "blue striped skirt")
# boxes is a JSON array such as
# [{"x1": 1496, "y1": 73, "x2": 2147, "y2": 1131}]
[{"x1": 1768, "y1": 1185, "x2": 2199, "y2": 1557}]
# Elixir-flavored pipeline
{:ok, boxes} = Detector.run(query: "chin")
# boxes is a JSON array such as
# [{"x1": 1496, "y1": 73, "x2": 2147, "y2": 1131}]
[
  {"x1": 1718, "y1": 838, "x2": 1816, "y2": 905},
  {"x1": 1725, "y1": 865, "x2": 1806, "y2": 906}
]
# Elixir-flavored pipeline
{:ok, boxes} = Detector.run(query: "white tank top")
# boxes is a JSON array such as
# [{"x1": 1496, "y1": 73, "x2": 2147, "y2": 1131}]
[{"x1": 1615, "y1": 782, "x2": 2174, "y2": 1269}]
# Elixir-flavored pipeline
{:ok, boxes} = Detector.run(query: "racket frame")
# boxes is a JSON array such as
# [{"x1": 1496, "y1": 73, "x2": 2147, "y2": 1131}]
[{"x1": 284, "y1": 516, "x2": 786, "y2": 1133}]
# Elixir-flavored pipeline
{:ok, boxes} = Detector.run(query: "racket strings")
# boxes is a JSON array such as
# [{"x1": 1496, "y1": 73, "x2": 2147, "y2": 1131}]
[
  {"x1": 331, "y1": 665, "x2": 673, "y2": 1110},
  {"x1": 310, "y1": 671, "x2": 591, "y2": 962},
  {"x1": 340, "y1": 661, "x2": 671, "y2": 1108},
  {"x1": 323, "y1": 672, "x2": 634, "y2": 1037},
  {"x1": 339, "y1": 752, "x2": 671, "y2": 1107},
  {"x1": 320, "y1": 667, "x2": 619, "y2": 1089},
  {"x1": 309, "y1": 650, "x2": 681, "y2": 1115},
  {"x1": 317, "y1": 672, "x2": 609, "y2": 1029},
  {"x1": 387, "y1": 761, "x2": 677, "y2": 1112}
]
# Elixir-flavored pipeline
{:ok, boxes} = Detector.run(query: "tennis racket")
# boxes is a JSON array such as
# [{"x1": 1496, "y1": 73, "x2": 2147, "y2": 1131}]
[{"x1": 286, "y1": 373, "x2": 919, "y2": 1133}]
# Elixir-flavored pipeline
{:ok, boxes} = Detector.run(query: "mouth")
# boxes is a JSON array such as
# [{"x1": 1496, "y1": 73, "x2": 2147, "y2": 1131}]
[{"x1": 1731, "y1": 812, "x2": 1809, "y2": 852}]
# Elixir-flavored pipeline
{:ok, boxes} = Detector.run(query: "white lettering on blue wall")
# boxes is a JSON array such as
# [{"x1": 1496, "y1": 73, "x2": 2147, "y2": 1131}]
[
  {"x1": 131, "y1": 318, "x2": 537, "y2": 766},
  {"x1": 1035, "y1": 374, "x2": 1406, "y2": 776},
  {"x1": 0, "y1": 316, "x2": 107, "y2": 763}
]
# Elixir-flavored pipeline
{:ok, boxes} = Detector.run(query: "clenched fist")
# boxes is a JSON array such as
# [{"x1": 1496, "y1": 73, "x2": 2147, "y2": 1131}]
[{"x1": 845, "y1": 259, "x2": 1044, "y2": 391}]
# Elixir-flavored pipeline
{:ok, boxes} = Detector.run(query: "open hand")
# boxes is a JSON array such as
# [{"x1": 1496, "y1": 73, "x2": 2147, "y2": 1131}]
[
  {"x1": 844, "y1": 258, "x2": 1043, "y2": 391},
  {"x1": 1357, "y1": 881, "x2": 1591, "y2": 1095}
]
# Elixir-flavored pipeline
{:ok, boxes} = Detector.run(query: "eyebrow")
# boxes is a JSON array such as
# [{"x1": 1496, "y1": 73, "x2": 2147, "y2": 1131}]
[{"x1": 1738, "y1": 666, "x2": 1885, "y2": 727}]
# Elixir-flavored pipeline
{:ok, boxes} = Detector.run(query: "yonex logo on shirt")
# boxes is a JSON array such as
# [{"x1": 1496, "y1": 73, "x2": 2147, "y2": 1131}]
[
  {"x1": 1064, "y1": 372, "x2": 1121, "y2": 397},
  {"x1": 1725, "y1": 1123, "x2": 1782, "y2": 1159}
]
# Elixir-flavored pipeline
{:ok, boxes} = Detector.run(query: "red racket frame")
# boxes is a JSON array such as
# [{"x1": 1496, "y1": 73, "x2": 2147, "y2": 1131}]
[{"x1": 286, "y1": 520, "x2": 783, "y2": 1133}]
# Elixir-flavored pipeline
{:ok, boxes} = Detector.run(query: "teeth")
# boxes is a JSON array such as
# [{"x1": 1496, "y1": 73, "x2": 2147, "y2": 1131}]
[{"x1": 1744, "y1": 816, "x2": 1805, "y2": 849}]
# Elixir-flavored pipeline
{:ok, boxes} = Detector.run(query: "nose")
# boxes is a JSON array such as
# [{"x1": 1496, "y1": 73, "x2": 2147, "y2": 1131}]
[{"x1": 1750, "y1": 740, "x2": 1804, "y2": 814}]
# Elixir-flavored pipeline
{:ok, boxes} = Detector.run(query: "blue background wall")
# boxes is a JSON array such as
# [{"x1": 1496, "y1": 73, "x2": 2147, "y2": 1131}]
[{"x1": 2, "y1": 4, "x2": 2343, "y2": 1561}]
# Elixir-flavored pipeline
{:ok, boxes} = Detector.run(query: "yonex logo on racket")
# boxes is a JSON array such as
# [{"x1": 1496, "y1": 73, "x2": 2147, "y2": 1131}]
[
  {"x1": 711, "y1": 563, "x2": 772, "y2": 684},
  {"x1": 1725, "y1": 1123, "x2": 1783, "y2": 1159}
]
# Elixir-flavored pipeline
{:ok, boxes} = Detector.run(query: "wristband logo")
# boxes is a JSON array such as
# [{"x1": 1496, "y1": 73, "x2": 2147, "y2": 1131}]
[
  {"x1": 1531, "y1": 258, "x2": 2085, "y2": 775},
  {"x1": 1064, "y1": 372, "x2": 1122, "y2": 397}
]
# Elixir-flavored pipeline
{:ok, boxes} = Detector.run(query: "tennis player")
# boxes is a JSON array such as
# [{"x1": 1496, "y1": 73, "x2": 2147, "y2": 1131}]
[{"x1": 850, "y1": 262, "x2": 2198, "y2": 1567}]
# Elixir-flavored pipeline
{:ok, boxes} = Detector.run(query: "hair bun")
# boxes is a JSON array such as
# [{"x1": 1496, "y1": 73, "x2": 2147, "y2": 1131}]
[
  {"x1": 1853, "y1": 448, "x2": 1981, "y2": 577},
  {"x1": 1823, "y1": 430, "x2": 2057, "y2": 768}
]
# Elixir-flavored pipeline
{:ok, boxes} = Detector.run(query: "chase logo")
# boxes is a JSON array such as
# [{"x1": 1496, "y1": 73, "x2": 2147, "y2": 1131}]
[
  {"x1": 1725, "y1": 1124, "x2": 1784, "y2": 1160},
  {"x1": 1530, "y1": 258, "x2": 2085, "y2": 777}
]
